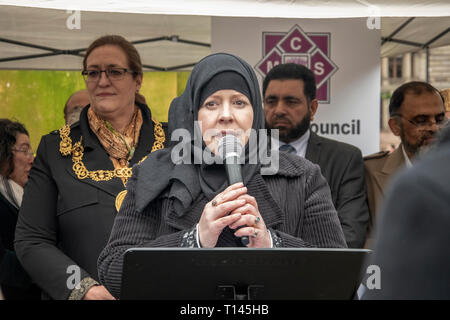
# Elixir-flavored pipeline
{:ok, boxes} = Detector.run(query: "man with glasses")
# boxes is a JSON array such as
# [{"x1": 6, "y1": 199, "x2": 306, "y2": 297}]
[{"x1": 364, "y1": 81, "x2": 447, "y2": 247}]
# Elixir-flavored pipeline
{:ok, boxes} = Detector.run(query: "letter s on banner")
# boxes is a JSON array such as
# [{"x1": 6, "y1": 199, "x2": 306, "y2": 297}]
[{"x1": 314, "y1": 62, "x2": 325, "y2": 76}]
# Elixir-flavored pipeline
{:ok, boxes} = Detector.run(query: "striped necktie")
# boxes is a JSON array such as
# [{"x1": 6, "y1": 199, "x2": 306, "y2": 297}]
[{"x1": 279, "y1": 144, "x2": 296, "y2": 154}]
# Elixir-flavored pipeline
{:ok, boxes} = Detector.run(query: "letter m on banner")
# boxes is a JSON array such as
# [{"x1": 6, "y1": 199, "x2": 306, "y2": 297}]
[{"x1": 255, "y1": 25, "x2": 338, "y2": 104}]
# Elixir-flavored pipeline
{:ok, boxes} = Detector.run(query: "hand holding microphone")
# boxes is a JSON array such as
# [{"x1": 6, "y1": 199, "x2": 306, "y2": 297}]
[
  {"x1": 218, "y1": 135, "x2": 250, "y2": 246},
  {"x1": 197, "y1": 135, "x2": 271, "y2": 248},
  {"x1": 218, "y1": 135, "x2": 270, "y2": 247}
]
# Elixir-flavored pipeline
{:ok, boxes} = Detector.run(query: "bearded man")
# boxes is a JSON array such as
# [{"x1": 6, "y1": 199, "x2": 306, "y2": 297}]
[{"x1": 263, "y1": 63, "x2": 369, "y2": 248}]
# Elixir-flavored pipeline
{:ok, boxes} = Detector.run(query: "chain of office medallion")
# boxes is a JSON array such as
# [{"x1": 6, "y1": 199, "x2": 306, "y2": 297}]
[{"x1": 59, "y1": 119, "x2": 165, "y2": 185}]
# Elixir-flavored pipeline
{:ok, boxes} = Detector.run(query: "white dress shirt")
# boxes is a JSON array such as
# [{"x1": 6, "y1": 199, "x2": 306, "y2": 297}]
[
  {"x1": 274, "y1": 129, "x2": 311, "y2": 158},
  {"x1": 401, "y1": 144, "x2": 413, "y2": 168}
]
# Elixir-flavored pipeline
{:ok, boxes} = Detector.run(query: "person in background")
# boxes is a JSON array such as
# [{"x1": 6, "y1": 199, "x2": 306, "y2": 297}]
[
  {"x1": 440, "y1": 88, "x2": 450, "y2": 119},
  {"x1": 98, "y1": 53, "x2": 346, "y2": 299},
  {"x1": 364, "y1": 81, "x2": 446, "y2": 247},
  {"x1": 263, "y1": 63, "x2": 369, "y2": 248},
  {"x1": 64, "y1": 90, "x2": 90, "y2": 126},
  {"x1": 15, "y1": 35, "x2": 165, "y2": 300},
  {"x1": 0, "y1": 119, "x2": 40, "y2": 300},
  {"x1": 364, "y1": 122, "x2": 450, "y2": 299}
]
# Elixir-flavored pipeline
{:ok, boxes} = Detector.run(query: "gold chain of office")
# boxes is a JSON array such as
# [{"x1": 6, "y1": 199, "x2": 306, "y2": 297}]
[{"x1": 58, "y1": 119, "x2": 165, "y2": 185}]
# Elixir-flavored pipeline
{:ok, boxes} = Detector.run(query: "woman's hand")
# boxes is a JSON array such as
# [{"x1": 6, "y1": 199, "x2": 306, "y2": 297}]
[
  {"x1": 198, "y1": 183, "x2": 247, "y2": 248},
  {"x1": 82, "y1": 285, "x2": 116, "y2": 300},
  {"x1": 229, "y1": 194, "x2": 271, "y2": 248},
  {"x1": 198, "y1": 182, "x2": 271, "y2": 248}
]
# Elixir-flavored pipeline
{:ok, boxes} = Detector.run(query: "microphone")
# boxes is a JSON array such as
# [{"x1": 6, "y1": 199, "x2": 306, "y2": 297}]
[{"x1": 218, "y1": 135, "x2": 249, "y2": 246}]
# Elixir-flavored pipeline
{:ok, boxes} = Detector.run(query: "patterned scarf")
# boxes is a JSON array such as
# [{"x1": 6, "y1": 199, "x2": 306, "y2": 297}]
[{"x1": 87, "y1": 106, "x2": 143, "y2": 170}]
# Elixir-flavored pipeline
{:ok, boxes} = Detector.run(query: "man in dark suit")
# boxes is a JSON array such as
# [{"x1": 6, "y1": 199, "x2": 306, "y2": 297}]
[
  {"x1": 263, "y1": 63, "x2": 369, "y2": 248},
  {"x1": 364, "y1": 123, "x2": 450, "y2": 299}
]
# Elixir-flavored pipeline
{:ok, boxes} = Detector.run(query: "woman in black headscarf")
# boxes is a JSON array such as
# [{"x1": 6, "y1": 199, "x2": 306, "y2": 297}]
[{"x1": 98, "y1": 53, "x2": 346, "y2": 298}]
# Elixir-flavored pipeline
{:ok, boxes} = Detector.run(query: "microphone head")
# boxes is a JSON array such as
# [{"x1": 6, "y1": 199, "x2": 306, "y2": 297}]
[{"x1": 217, "y1": 135, "x2": 243, "y2": 160}]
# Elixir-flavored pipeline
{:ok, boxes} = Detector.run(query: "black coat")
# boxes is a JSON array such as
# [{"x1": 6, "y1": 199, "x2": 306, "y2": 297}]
[
  {"x1": 0, "y1": 192, "x2": 40, "y2": 300},
  {"x1": 98, "y1": 151, "x2": 347, "y2": 298},
  {"x1": 305, "y1": 132, "x2": 369, "y2": 248},
  {"x1": 14, "y1": 104, "x2": 165, "y2": 300}
]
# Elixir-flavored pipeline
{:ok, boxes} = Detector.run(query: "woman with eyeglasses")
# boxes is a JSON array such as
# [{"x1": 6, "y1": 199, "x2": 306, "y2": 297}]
[
  {"x1": 0, "y1": 119, "x2": 40, "y2": 300},
  {"x1": 15, "y1": 35, "x2": 165, "y2": 300}
]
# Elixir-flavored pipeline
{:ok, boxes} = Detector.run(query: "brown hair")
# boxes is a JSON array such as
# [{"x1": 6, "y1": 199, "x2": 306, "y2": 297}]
[
  {"x1": 0, "y1": 119, "x2": 29, "y2": 178},
  {"x1": 83, "y1": 35, "x2": 143, "y2": 78}
]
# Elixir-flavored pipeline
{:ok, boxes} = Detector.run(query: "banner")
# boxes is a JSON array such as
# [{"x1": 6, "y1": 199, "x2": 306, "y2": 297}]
[{"x1": 212, "y1": 17, "x2": 380, "y2": 155}]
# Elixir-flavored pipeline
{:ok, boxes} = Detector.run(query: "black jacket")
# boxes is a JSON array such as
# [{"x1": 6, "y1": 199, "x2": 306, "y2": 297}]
[
  {"x1": 98, "y1": 151, "x2": 347, "y2": 298},
  {"x1": 305, "y1": 132, "x2": 369, "y2": 248},
  {"x1": 15, "y1": 103, "x2": 165, "y2": 300},
  {"x1": 0, "y1": 192, "x2": 40, "y2": 300}
]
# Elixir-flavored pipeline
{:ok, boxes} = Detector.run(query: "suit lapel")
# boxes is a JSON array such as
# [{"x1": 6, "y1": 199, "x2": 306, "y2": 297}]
[
  {"x1": 129, "y1": 103, "x2": 156, "y2": 164},
  {"x1": 373, "y1": 145, "x2": 406, "y2": 195},
  {"x1": 248, "y1": 175, "x2": 283, "y2": 229},
  {"x1": 305, "y1": 131, "x2": 321, "y2": 164}
]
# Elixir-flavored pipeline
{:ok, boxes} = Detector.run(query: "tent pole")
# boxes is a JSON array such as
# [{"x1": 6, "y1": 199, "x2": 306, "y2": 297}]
[
  {"x1": 425, "y1": 47, "x2": 430, "y2": 83},
  {"x1": 381, "y1": 17, "x2": 415, "y2": 46}
]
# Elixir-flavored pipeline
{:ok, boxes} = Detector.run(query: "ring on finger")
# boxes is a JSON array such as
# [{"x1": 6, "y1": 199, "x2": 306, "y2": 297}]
[
  {"x1": 254, "y1": 216, "x2": 261, "y2": 224},
  {"x1": 252, "y1": 228, "x2": 258, "y2": 238},
  {"x1": 211, "y1": 199, "x2": 218, "y2": 207}
]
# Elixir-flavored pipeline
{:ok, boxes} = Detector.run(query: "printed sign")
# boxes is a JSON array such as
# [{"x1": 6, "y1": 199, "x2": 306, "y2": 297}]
[
  {"x1": 211, "y1": 17, "x2": 381, "y2": 155},
  {"x1": 255, "y1": 25, "x2": 338, "y2": 103}
]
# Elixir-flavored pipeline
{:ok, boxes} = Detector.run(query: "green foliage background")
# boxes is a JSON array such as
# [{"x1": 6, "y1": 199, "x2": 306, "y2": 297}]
[{"x1": 0, "y1": 70, "x2": 190, "y2": 151}]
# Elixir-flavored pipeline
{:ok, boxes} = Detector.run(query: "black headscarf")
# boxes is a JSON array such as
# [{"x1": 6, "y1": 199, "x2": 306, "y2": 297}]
[{"x1": 135, "y1": 53, "x2": 266, "y2": 216}]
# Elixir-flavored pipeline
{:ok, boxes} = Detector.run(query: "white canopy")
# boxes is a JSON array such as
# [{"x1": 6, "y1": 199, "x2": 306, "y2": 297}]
[
  {"x1": 2, "y1": 0, "x2": 449, "y2": 18},
  {"x1": 0, "y1": 1, "x2": 449, "y2": 70}
]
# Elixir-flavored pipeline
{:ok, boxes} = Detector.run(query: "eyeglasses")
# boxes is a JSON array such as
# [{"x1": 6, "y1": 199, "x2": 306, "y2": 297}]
[
  {"x1": 392, "y1": 113, "x2": 448, "y2": 130},
  {"x1": 12, "y1": 148, "x2": 34, "y2": 158},
  {"x1": 81, "y1": 67, "x2": 135, "y2": 82}
]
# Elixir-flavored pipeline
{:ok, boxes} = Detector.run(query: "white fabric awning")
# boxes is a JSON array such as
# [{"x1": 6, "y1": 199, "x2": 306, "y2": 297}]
[
  {"x1": 1, "y1": 0, "x2": 449, "y2": 18},
  {"x1": 0, "y1": 1, "x2": 449, "y2": 70},
  {"x1": 0, "y1": 6, "x2": 211, "y2": 70}
]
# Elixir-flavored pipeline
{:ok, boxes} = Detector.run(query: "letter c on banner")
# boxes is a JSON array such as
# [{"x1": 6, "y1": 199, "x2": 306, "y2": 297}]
[{"x1": 290, "y1": 37, "x2": 302, "y2": 51}]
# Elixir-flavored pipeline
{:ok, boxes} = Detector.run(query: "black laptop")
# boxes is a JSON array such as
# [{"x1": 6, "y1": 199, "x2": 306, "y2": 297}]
[{"x1": 120, "y1": 247, "x2": 370, "y2": 300}]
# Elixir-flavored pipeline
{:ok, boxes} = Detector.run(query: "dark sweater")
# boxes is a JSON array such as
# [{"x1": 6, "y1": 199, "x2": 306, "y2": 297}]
[{"x1": 98, "y1": 152, "x2": 347, "y2": 298}]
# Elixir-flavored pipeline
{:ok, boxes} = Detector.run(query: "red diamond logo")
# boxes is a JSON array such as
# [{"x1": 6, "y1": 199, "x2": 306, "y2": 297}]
[{"x1": 255, "y1": 25, "x2": 339, "y2": 103}]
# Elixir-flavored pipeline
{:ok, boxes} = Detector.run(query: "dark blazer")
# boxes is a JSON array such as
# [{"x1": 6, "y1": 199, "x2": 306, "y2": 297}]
[
  {"x1": 98, "y1": 151, "x2": 347, "y2": 298},
  {"x1": 364, "y1": 126, "x2": 450, "y2": 299},
  {"x1": 305, "y1": 132, "x2": 369, "y2": 248},
  {"x1": 14, "y1": 103, "x2": 164, "y2": 300},
  {"x1": 0, "y1": 192, "x2": 40, "y2": 300}
]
